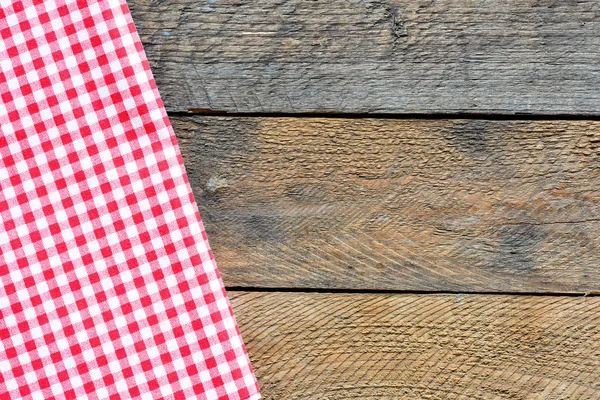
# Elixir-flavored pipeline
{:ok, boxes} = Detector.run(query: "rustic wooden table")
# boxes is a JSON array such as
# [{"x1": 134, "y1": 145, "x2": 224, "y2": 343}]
[{"x1": 130, "y1": 1, "x2": 600, "y2": 398}]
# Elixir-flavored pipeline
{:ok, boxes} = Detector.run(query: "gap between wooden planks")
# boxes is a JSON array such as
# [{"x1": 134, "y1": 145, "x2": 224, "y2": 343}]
[
  {"x1": 230, "y1": 291, "x2": 600, "y2": 399},
  {"x1": 172, "y1": 116, "x2": 600, "y2": 294}
]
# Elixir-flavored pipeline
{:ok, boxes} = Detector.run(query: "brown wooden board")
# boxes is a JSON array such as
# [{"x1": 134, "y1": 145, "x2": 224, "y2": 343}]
[
  {"x1": 230, "y1": 291, "x2": 600, "y2": 399},
  {"x1": 174, "y1": 116, "x2": 600, "y2": 293},
  {"x1": 130, "y1": 0, "x2": 600, "y2": 115}
]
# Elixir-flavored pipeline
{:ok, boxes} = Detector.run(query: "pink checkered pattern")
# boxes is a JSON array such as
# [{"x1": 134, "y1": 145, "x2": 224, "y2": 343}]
[{"x1": 0, "y1": 1, "x2": 260, "y2": 399}]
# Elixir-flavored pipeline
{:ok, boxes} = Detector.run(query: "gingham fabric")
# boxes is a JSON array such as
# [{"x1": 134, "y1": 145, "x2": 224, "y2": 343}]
[{"x1": 0, "y1": 1, "x2": 260, "y2": 399}]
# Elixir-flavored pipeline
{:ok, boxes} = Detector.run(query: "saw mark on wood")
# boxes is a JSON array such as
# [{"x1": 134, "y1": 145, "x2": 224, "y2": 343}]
[{"x1": 231, "y1": 292, "x2": 600, "y2": 399}]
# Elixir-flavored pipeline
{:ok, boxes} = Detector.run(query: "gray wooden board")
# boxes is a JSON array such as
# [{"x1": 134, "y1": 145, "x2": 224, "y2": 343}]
[
  {"x1": 130, "y1": 0, "x2": 600, "y2": 115},
  {"x1": 173, "y1": 116, "x2": 600, "y2": 293}
]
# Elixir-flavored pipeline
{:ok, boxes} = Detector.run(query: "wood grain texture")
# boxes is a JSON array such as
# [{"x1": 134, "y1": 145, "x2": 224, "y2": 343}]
[
  {"x1": 129, "y1": 0, "x2": 600, "y2": 114},
  {"x1": 231, "y1": 291, "x2": 600, "y2": 399},
  {"x1": 173, "y1": 116, "x2": 600, "y2": 293}
]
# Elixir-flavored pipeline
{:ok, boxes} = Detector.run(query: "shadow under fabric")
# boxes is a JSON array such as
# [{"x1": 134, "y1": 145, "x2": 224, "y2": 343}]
[{"x1": 0, "y1": 1, "x2": 260, "y2": 399}]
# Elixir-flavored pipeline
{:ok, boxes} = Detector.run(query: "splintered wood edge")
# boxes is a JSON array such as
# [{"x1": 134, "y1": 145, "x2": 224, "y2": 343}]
[{"x1": 230, "y1": 291, "x2": 600, "y2": 400}]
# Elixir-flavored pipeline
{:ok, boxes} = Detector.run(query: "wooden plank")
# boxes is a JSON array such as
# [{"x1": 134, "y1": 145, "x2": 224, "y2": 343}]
[
  {"x1": 129, "y1": 0, "x2": 600, "y2": 115},
  {"x1": 173, "y1": 116, "x2": 600, "y2": 293},
  {"x1": 231, "y1": 291, "x2": 600, "y2": 399}
]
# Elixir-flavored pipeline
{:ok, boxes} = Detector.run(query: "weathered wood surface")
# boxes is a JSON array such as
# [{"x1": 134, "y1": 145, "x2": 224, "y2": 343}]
[
  {"x1": 173, "y1": 116, "x2": 600, "y2": 293},
  {"x1": 129, "y1": 0, "x2": 600, "y2": 115},
  {"x1": 231, "y1": 291, "x2": 600, "y2": 399}
]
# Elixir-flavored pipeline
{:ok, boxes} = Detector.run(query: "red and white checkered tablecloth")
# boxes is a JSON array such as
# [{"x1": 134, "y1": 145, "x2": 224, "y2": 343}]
[{"x1": 0, "y1": 1, "x2": 260, "y2": 399}]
